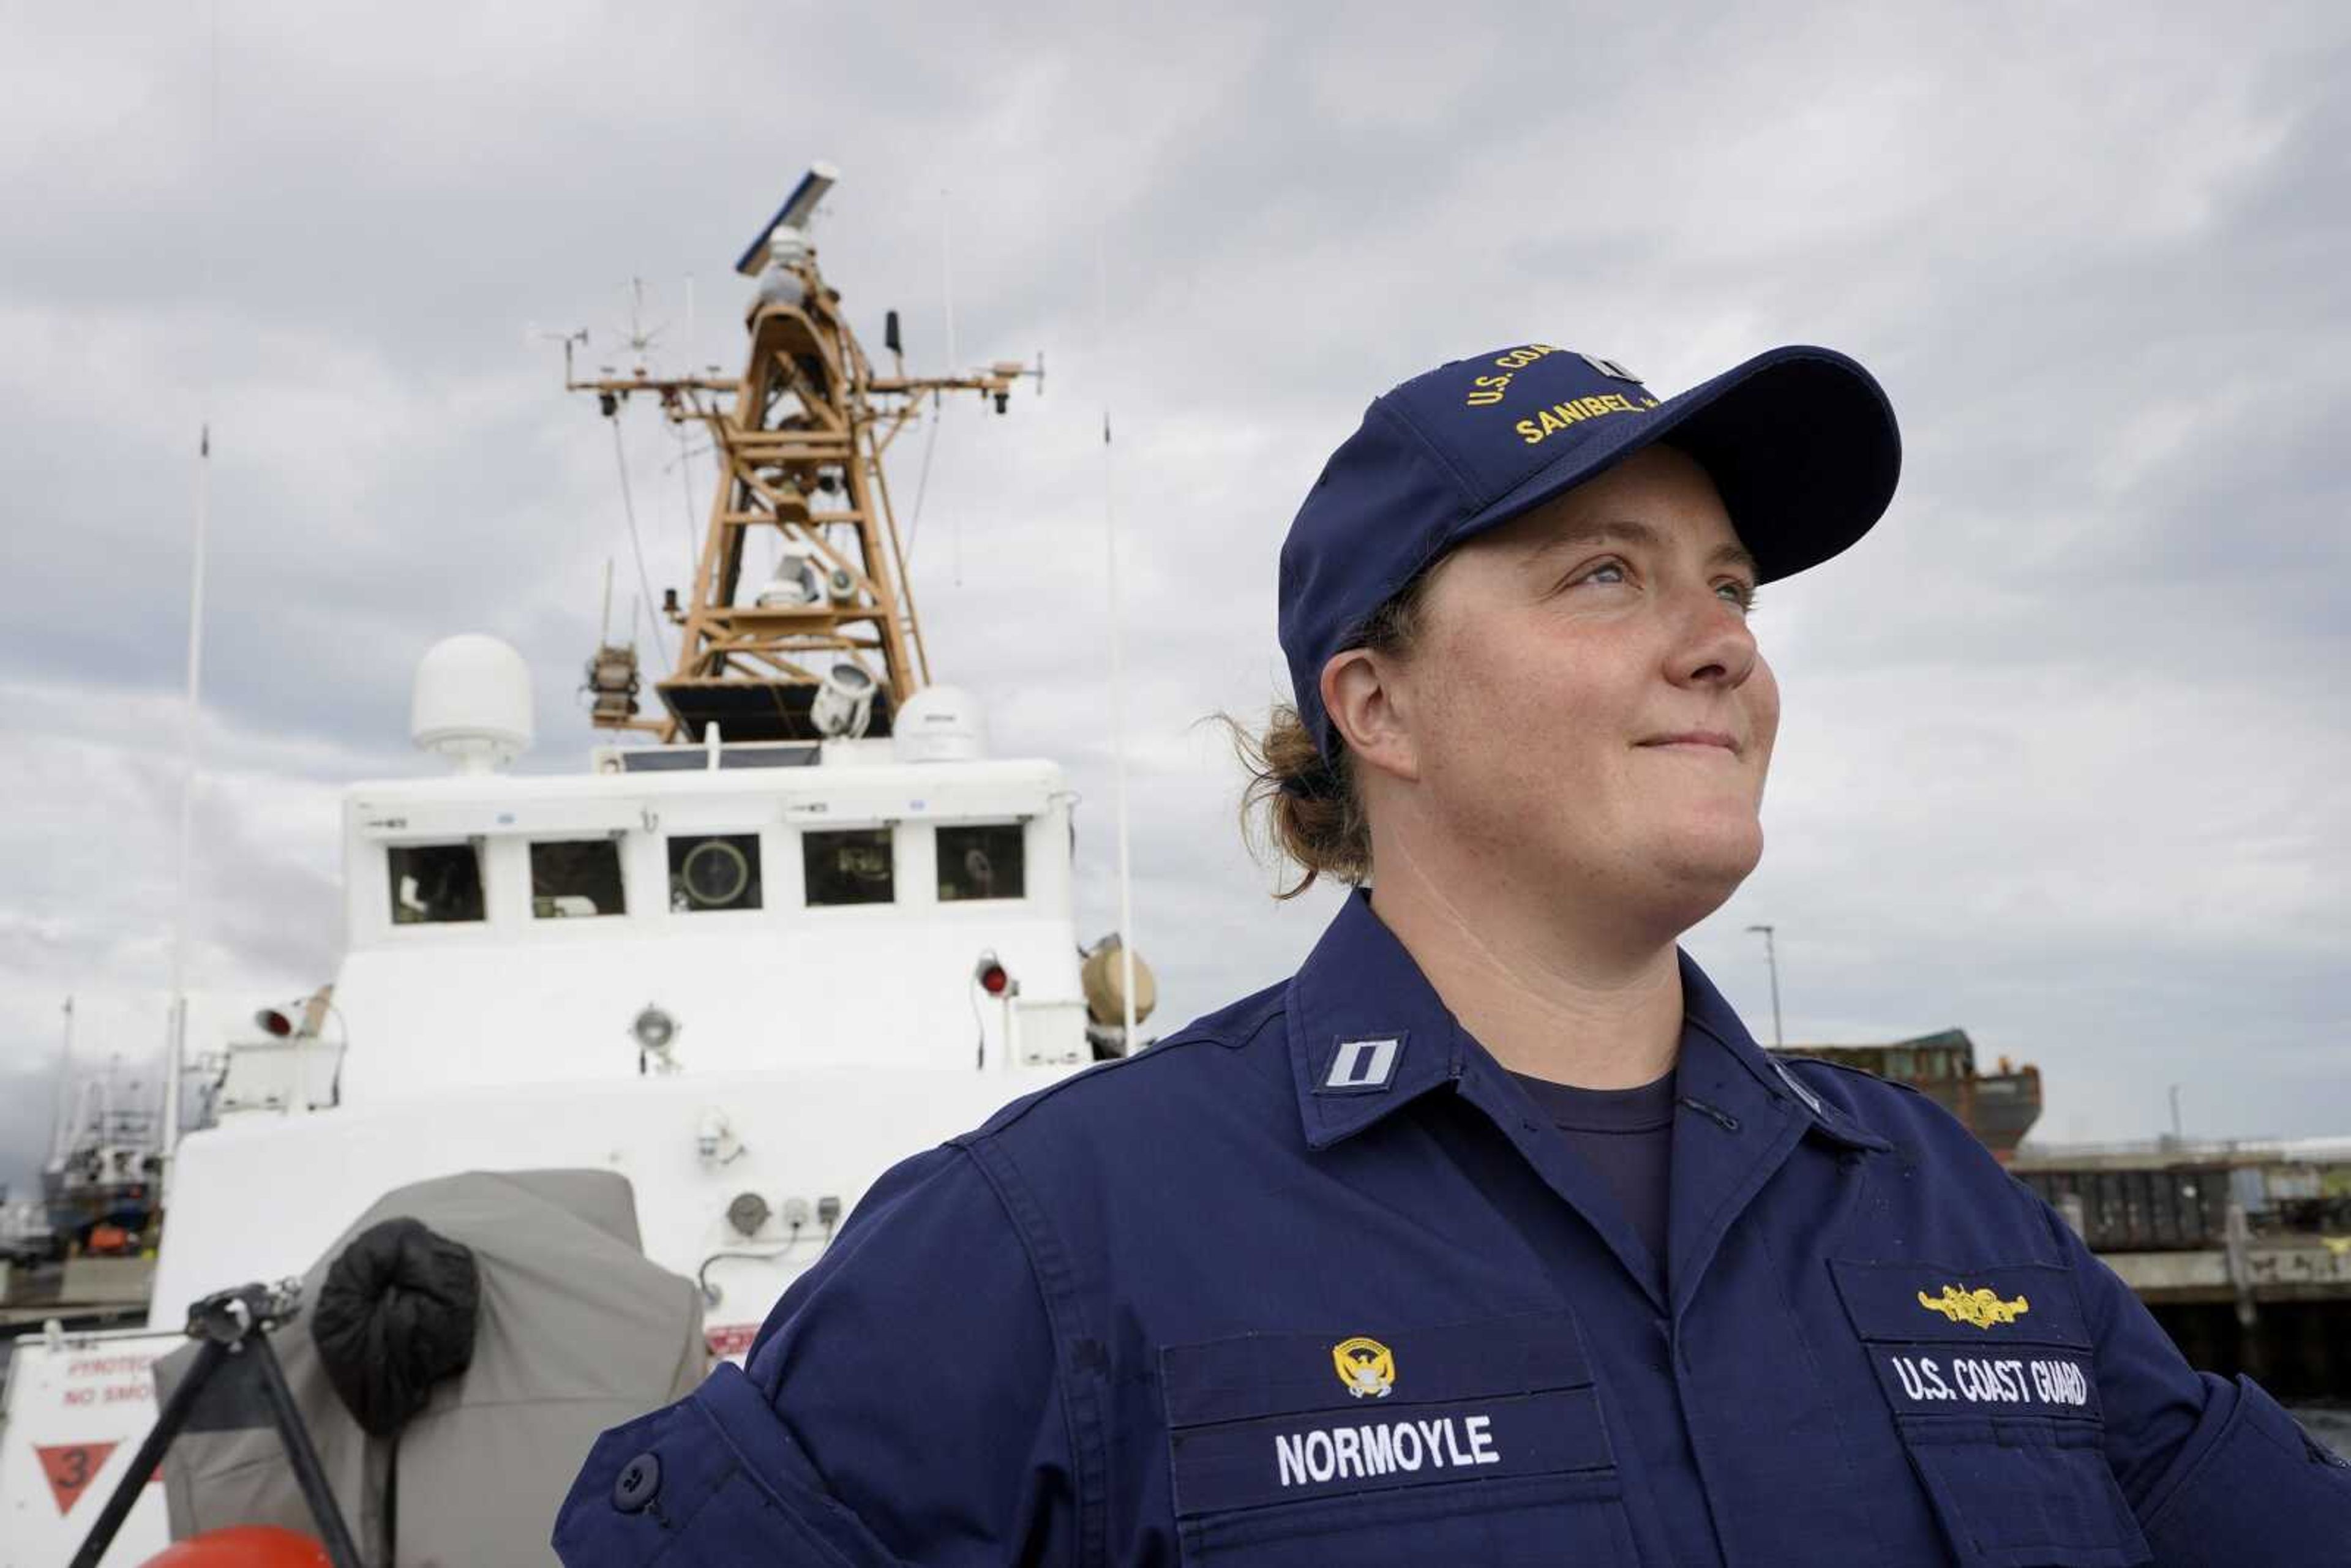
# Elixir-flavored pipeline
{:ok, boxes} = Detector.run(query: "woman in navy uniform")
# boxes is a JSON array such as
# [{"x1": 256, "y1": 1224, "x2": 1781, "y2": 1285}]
[{"x1": 556, "y1": 342, "x2": 2351, "y2": 1566}]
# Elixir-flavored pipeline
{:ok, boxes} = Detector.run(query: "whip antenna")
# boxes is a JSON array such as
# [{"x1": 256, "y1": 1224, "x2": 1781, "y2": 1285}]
[
  {"x1": 1098, "y1": 233, "x2": 1139, "y2": 1049},
  {"x1": 165, "y1": 2, "x2": 224, "y2": 1163}
]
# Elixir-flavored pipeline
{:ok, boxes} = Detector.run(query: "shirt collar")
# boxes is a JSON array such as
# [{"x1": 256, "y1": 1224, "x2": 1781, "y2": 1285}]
[
  {"x1": 1284, "y1": 890, "x2": 1468, "y2": 1150},
  {"x1": 1674, "y1": 950, "x2": 1891, "y2": 1153},
  {"x1": 1286, "y1": 890, "x2": 1889, "y2": 1155}
]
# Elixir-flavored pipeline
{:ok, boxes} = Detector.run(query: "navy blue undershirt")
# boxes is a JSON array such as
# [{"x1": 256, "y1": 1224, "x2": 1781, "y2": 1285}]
[{"x1": 1509, "y1": 1068, "x2": 1678, "y2": 1267}]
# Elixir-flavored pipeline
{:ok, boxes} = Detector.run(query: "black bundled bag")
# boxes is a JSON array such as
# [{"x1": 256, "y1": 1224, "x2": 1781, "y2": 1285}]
[{"x1": 309, "y1": 1216, "x2": 481, "y2": 1436}]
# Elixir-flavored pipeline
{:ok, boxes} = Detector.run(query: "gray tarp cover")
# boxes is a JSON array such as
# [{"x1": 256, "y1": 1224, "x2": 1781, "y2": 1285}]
[{"x1": 154, "y1": 1169, "x2": 705, "y2": 1566}]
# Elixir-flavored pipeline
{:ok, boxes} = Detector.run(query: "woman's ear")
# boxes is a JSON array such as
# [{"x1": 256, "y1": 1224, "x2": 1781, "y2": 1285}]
[{"x1": 1321, "y1": 648, "x2": 1422, "y2": 785}]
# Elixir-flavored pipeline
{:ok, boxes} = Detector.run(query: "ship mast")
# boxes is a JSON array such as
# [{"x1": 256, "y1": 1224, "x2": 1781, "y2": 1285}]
[{"x1": 572, "y1": 163, "x2": 1037, "y2": 743}]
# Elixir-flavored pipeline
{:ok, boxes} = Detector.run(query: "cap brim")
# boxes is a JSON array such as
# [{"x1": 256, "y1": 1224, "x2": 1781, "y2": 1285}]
[{"x1": 1443, "y1": 345, "x2": 1900, "y2": 583}]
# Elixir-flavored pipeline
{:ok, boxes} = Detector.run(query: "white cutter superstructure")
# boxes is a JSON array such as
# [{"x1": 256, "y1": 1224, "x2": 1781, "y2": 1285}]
[
  {"x1": 159, "y1": 668, "x2": 1108, "y2": 1326},
  {"x1": 0, "y1": 165, "x2": 1148, "y2": 1566}
]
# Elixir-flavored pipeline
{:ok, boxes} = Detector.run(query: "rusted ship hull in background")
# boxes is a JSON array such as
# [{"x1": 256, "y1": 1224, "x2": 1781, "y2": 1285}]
[{"x1": 1774, "y1": 1027, "x2": 2042, "y2": 1161}]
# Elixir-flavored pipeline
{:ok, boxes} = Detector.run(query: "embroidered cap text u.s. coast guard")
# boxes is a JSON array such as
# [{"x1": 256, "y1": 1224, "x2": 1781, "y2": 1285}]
[{"x1": 1277, "y1": 342, "x2": 1902, "y2": 762}]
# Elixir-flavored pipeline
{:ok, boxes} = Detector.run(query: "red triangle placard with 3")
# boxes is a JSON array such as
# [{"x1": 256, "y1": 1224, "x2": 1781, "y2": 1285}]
[{"x1": 37, "y1": 1441, "x2": 119, "y2": 1516}]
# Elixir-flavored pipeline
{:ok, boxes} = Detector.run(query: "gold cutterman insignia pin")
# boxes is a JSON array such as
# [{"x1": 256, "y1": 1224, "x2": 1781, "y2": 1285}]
[
  {"x1": 1332, "y1": 1336, "x2": 1397, "y2": 1399},
  {"x1": 1917, "y1": 1285, "x2": 2031, "y2": 1329}
]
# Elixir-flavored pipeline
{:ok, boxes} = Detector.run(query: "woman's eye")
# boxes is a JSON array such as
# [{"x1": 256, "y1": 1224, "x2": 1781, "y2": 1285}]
[{"x1": 1717, "y1": 579, "x2": 1758, "y2": 613}]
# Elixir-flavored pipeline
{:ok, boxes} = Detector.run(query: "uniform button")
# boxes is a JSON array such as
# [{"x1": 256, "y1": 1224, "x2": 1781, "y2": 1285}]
[{"x1": 613, "y1": 1452, "x2": 661, "y2": 1514}]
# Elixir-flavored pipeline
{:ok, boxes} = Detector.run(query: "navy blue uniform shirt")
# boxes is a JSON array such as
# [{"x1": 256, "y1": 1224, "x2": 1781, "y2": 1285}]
[
  {"x1": 1510, "y1": 1068, "x2": 1677, "y2": 1271},
  {"x1": 555, "y1": 891, "x2": 2351, "y2": 1565}
]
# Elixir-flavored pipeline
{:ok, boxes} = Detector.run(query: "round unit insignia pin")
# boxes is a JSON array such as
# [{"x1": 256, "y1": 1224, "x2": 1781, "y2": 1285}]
[{"x1": 1331, "y1": 1336, "x2": 1396, "y2": 1400}]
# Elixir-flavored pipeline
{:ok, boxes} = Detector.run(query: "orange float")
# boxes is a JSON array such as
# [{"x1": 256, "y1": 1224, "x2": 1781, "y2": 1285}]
[{"x1": 140, "y1": 1525, "x2": 331, "y2": 1566}]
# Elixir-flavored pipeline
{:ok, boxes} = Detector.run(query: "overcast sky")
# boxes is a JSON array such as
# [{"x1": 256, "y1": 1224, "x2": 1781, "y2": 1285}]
[{"x1": 3, "y1": 1, "x2": 2346, "y2": 1196}]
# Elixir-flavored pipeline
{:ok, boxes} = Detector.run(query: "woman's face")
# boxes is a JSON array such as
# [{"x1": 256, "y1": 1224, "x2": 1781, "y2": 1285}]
[{"x1": 1384, "y1": 444, "x2": 1779, "y2": 931}]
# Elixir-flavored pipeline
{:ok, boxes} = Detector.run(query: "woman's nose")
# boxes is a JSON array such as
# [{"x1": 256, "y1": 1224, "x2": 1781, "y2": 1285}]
[{"x1": 1666, "y1": 585, "x2": 1758, "y2": 689}]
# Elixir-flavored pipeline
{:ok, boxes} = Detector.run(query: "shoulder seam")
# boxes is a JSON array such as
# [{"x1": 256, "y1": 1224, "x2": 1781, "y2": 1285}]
[{"x1": 975, "y1": 1008, "x2": 1289, "y2": 1135}]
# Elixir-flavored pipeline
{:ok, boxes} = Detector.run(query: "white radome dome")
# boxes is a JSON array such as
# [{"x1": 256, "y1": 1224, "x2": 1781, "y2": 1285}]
[
  {"x1": 411, "y1": 634, "x2": 533, "y2": 773},
  {"x1": 892, "y1": 684, "x2": 986, "y2": 763}
]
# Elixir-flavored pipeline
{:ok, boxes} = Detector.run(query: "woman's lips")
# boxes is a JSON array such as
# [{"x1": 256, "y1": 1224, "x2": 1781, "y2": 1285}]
[{"x1": 1637, "y1": 730, "x2": 1740, "y2": 754}]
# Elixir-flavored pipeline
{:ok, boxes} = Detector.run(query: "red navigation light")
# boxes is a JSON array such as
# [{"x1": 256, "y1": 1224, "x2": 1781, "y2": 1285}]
[
  {"x1": 253, "y1": 1008, "x2": 296, "y2": 1039},
  {"x1": 973, "y1": 953, "x2": 1011, "y2": 996}
]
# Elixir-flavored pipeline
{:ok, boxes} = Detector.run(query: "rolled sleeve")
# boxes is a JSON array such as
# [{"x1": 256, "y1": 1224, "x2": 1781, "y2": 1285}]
[{"x1": 553, "y1": 1145, "x2": 1076, "y2": 1566}]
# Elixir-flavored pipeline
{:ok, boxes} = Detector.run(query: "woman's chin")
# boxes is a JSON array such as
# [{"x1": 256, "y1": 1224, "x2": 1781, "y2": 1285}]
[{"x1": 1643, "y1": 820, "x2": 1766, "y2": 914}]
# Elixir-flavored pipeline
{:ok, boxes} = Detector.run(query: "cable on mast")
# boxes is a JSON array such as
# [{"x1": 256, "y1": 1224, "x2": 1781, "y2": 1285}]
[
  {"x1": 673, "y1": 421, "x2": 704, "y2": 578},
  {"x1": 612, "y1": 418, "x2": 675, "y2": 669},
  {"x1": 902, "y1": 391, "x2": 946, "y2": 559}
]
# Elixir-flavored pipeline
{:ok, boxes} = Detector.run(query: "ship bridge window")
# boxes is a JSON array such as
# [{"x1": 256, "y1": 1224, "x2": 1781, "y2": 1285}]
[
  {"x1": 804, "y1": 827, "x2": 894, "y2": 906},
  {"x1": 388, "y1": 842, "x2": 485, "y2": 925},
  {"x1": 937, "y1": 823, "x2": 1024, "y2": 902},
  {"x1": 531, "y1": 838, "x2": 626, "y2": 918},
  {"x1": 669, "y1": 833, "x2": 763, "y2": 913}
]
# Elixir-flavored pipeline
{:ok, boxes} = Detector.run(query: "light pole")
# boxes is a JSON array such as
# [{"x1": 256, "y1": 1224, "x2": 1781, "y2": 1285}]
[{"x1": 1744, "y1": 924, "x2": 1784, "y2": 1049}]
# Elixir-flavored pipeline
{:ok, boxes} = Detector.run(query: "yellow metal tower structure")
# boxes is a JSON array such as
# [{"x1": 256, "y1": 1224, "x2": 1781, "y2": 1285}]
[{"x1": 573, "y1": 165, "x2": 1036, "y2": 743}]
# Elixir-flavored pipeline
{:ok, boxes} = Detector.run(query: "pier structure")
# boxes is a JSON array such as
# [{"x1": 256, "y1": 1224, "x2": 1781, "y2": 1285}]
[{"x1": 2014, "y1": 1138, "x2": 2351, "y2": 1398}]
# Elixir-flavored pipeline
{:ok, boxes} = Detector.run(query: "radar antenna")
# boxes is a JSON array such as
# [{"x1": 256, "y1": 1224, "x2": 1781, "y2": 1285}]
[{"x1": 568, "y1": 162, "x2": 1040, "y2": 741}]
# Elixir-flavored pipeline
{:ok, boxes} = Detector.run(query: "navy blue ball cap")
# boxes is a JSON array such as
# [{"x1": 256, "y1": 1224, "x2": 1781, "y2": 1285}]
[{"x1": 1277, "y1": 342, "x2": 1901, "y2": 763}]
